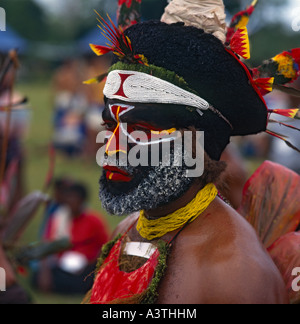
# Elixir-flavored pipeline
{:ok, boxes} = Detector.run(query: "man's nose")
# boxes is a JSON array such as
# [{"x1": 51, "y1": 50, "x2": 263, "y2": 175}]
[{"x1": 105, "y1": 123, "x2": 128, "y2": 157}]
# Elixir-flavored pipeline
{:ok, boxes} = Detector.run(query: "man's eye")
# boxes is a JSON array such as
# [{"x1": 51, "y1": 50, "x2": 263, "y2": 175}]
[{"x1": 102, "y1": 122, "x2": 116, "y2": 131}]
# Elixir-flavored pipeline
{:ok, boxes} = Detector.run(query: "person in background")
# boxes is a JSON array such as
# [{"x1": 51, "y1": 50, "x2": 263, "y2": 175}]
[
  {"x1": 52, "y1": 60, "x2": 88, "y2": 157},
  {"x1": 32, "y1": 182, "x2": 110, "y2": 295},
  {"x1": 0, "y1": 51, "x2": 31, "y2": 304},
  {"x1": 0, "y1": 51, "x2": 30, "y2": 214},
  {"x1": 39, "y1": 177, "x2": 74, "y2": 240},
  {"x1": 83, "y1": 56, "x2": 111, "y2": 159}
]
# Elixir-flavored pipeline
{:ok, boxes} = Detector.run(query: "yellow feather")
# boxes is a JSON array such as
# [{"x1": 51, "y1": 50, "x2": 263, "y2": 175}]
[{"x1": 83, "y1": 78, "x2": 98, "y2": 85}]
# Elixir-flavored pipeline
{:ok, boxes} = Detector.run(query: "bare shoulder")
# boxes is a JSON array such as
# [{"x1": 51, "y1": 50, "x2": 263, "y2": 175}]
[
  {"x1": 158, "y1": 198, "x2": 289, "y2": 304},
  {"x1": 196, "y1": 199, "x2": 288, "y2": 303}
]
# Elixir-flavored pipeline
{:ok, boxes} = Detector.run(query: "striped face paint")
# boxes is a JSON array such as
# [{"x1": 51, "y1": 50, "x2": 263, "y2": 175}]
[{"x1": 104, "y1": 103, "x2": 180, "y2": 157}]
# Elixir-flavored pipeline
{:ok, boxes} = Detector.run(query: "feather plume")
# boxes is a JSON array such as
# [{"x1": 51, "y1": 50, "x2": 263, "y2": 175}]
[
  {"x1": 268, "y1": 119, "x2": 300, "y2": 132},
  {"x1": 254, "y1": 77, "x2": 274, "y2": 95},
  {"x1": 226, "y1": 0, "x2": 258, "y2": 44},
  {"x1": 252, "y1": 48, "x2": 300, "y2": 86},
  {"x1": 89, "y1": 44, "x2": 112, "y2": 56},
  {"x1": 269, "y1": 108, "x2": 300, "y2": 119},
  {"x1": 90, "y1": 11, "x2": 148, "y2": 66},
  {"x1": 266, "y1": 130, "x2": 300, "y2": 154},
  {"x1": 230, "y1": 27, "x2": 250, "y2": 60},
  {"x1": 83, "y1": 73, "x2": 108, "y2": 85}
]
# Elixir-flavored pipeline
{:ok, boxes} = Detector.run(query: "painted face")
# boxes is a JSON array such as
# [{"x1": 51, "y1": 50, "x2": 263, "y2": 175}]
[
  {"x1": 99, "y1": 143, "x2": 193, "y2": 216},
  {"x1": 104, "y1": 103, "x2": 178, "y2": 150},
  {"x1": 101, "y1": 100, "x2": 181, "y2": 183},
  {"x1": 98, "y1": 99, "x2": 194, "y2": 216}
]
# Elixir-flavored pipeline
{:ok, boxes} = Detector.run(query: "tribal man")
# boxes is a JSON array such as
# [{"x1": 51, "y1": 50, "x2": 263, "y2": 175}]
[{"x1": 83, "y1": 0, "x2": 300, "y2": 304}]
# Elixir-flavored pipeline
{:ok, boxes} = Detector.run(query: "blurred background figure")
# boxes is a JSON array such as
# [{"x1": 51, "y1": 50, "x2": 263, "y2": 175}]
[
  {"x1": 32, "y1": 181, "x2": 110, "y2": 295},
  {"x1": 0, "y1": 50, "x2": 31, "y2": 304},
  {"x1": 52, "y1": 59, "x2": 88, "y2": 157},
  {"x1": 83, "y1": 56, "x2": 111, "y2": 159},
  {"x1": 0, "y1": 51, "x2": 30, "y2": 214},
  {"x1": 0, "y1": 245, "x2": 30, "y2": 304},
  {"x1": 38, "y1": 177, "x2": 74, "y2": 241},
  {"x1": 51, "y1": 56, "x2": 110, "y2": 160}
]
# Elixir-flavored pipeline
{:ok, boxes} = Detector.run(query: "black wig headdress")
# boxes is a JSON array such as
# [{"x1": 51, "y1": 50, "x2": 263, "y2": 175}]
[{"x1": 86, "y1": 0, "x2": 300, "y2": 160}]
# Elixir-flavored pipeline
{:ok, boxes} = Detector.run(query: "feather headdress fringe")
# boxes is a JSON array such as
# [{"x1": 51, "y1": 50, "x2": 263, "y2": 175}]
[
  {"x1": 85, "y1": 1, "x2": 300, "y2": 156},
  {"x1": 266, "y1": 130, "x2": 300, "y2": 154},
  {"x1": 229, "y1": 26, "x2": 250, "y2": 60},
  {"x1": 89, "y1": 11, "x2": 148, "y2": 66}
]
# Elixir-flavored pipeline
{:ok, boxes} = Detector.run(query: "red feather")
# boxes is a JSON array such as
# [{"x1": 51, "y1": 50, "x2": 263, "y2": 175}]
[
  {"x1": 254, "y1": 77, "x2": 274, "y2": 95},
  {"x1": 226, "y1": 0, "x2": 258, "y2": 43},
  {"x1": 269, "y1": 109, "x2": 300, "y2": 119},
  {"x1": 230, "y1": 27, "x2": 250, "y2": 60},
  {"x1": 291, "y1": 48, "x2": 300, "y2": 66},
  {"x1": 89, "y1": 44, "x2": 112, "y2": 56},
  {"x1": 253, "y1": 48, "x2": 300, "y2": 85},
  {"x1": 90, "y1": 11, "x2": 148, "y2": 66}
]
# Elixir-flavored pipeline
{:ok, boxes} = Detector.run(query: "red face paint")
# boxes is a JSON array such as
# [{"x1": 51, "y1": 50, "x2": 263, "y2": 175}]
[
  {"x1": 103, "y1": 165, "x2": 133, "y2": 182},
  {"x1": 104, "y1": 104, "x2": 134, "y2": 157}
]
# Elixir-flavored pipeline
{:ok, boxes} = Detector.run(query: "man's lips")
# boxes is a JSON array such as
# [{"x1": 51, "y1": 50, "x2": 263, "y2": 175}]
[{"x1": 103, "y1": 165, "x2": 133, "y2": 182}]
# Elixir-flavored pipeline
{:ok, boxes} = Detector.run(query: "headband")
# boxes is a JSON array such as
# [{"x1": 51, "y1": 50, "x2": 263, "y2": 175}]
[{"x1": 103, "y1": 70, "x2": 210, "y2": 113}]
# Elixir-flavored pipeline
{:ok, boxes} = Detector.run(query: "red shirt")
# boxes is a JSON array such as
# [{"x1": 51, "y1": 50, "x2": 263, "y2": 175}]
[{"x1": 69, "y1": 211, "x2": 110, "y2": 263}]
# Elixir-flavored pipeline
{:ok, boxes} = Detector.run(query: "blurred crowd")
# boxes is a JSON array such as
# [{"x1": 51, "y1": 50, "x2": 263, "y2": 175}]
[
  {"x1": 52, "y1": 56, "x2": 110, "y2": 158},
  {"x1": 31, "y1": 178, "x2": 110, "y2": 296},
  {"x1": 0, "y1": 51, "x2": 111, "y2": 304},
  {"x1": 1, "y1": 176, "x2": 110, "y2": 304},
  {"x1": 0, "y1": 52, "x2": 30, "y2": 213}
]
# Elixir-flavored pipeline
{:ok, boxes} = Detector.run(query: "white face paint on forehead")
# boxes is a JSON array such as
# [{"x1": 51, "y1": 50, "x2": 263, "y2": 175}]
[{"x1": 103, "y1": 70, "x2": 210, "y2": 114}]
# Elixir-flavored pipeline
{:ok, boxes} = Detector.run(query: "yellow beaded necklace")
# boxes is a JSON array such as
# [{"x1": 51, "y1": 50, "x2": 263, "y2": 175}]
[{"x1": 136, "y1": 183, "x2": 218, "y2": 241}]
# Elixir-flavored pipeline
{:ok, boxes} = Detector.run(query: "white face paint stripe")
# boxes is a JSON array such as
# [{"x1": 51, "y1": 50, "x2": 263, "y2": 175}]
[
  {"x1": 104, "y1": 70, "x2": 210, "y2": 111},
  {"x1": 107, "y1": 103, "x2": 180, "y2": 146},
  {"x1": 120, "y1": 123, "x2": 179, "y2": 146}
]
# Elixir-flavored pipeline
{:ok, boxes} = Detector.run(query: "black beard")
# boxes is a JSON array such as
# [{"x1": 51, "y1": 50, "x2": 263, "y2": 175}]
[{"x1": 99, "y1": 147, "x2": 193, "y2": 216}]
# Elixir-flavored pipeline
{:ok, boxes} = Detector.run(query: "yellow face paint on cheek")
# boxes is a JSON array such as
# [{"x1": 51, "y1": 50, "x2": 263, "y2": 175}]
[{"x1": 150, "y1": 128, "x2": 177, "y2": 135}]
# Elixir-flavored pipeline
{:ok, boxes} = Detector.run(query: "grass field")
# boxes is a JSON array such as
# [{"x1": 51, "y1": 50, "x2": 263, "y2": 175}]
[{"x1": 14, "y1": 79, "x2": 125, "y2": 304}]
